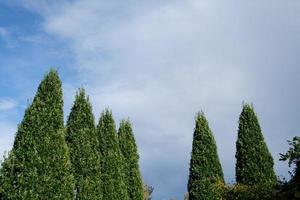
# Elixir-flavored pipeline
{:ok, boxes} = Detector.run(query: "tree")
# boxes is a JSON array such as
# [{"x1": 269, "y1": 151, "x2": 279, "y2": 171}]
[
  {"x1": 280, "y1": 136, "x2": 300, "y2": 198},
  {"x1": 66, "y1": 88, "x2": 102, "y2": 199},
  {"x1": 118, "y1": 119, "x2": 144, "y2": 200},
  {"x1": 96, "y1": 109, "x2": 129, "y2": 200},
  {"x1": 280, "y1": 136, "x2": 300, "y2": 183},
  {"x1": 0, "y1": 70, "x2": 74, "y2": 199},
  {"x1": 235, "y1": 103, "x2": 277, "y2": 185},
  {"x1": 187, "y1": 112, "x2": 224, "y2": 200}
]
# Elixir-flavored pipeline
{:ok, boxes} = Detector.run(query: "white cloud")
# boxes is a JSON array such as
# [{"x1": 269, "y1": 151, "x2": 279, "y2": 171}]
[
  {"x1": 0, "y1": 122, "x2": 16, "y2": 161},
  {"x1": 0, "y1": 27, "x2": 13, "y2": 48},
  {"x1": 0, "y1": 27, "x2": 8, "y2": 38},
  {"x1": 37, "y1": 1, "x2": 251, "y2": 198},
  {"x1": 6, "y1": 0, "x2": 300, "y2": 199},
  {"x1": 0, "y1": 98, "x2": 17, "y2": 111}
]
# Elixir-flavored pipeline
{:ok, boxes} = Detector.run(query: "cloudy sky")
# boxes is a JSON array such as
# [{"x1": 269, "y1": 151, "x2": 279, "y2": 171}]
[{"x1": 0, "y1": 0, "x2": 300, "y2": 199}]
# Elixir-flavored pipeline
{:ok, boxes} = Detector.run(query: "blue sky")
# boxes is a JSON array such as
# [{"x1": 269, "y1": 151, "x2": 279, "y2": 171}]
[{"x1": 0, "y1": 1, "x2": 300, "y2": 199}]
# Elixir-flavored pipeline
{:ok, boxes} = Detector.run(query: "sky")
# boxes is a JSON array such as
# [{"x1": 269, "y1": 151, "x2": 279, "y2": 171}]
[{"x1": 0, "y1": 0, "x2": 300, "y2": 199}]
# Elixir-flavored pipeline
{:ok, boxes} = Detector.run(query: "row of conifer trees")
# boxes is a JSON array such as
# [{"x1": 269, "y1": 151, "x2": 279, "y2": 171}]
[
  {"x1": 187, "y1": 105, "x2": 281, "y2": 200},
  {"x1": 0, "y1": 70, "x2": 144, "y2": 200},
  {"x1": 1, "y1": 69, "x2": 298, "y2": 200}
]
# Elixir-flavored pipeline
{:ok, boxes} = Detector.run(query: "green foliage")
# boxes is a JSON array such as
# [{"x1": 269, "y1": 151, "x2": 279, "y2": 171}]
[
  {"x1": 66, "y1": 88, "x2": 102, "y2": 200},
  {"x1": 235, "y1": 104, "x2": 277, "y2": 186},
  {"x1": 96, "y1": 109, "x2": 129, "y2": 200},
  {"x1": 187, "y1": 112, "x2": 224, "y2": 200},
  {"x1": 0, "y1": 70, "x2": 74, "y2": 199},
  {"x1": 221, "y1": 183, "x2": 277, "y2": 200},
  {"x1": 280, "y1": 136, "x2": 300, "y2": 199},
  {"x1": 280, "y1": 136, "x2": 300, "y2": 183},
  {"x1": 118, "y1": 119, "x2": 144, "y2": 200}
]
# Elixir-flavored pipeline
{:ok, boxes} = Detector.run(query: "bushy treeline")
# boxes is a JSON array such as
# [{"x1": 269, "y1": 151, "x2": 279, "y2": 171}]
[
  {"x1": 0, "y1": 69, "x2": 299, "y2": 200},
  {"x1": 0, "y1": 70, "x2": 144, "y2": 200},
  {"x1": 187, "y1": 104, "x2": 300, "y2": 200}
]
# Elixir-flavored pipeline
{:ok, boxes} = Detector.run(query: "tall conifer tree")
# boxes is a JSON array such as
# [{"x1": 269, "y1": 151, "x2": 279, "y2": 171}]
[
  {"x1": 66, "y1": 89, "x2": 102, "y2": 199},
  {"x1": 188, "y1": 112, "x2": 224, "y2": 200},
  {"x1": 235, "y1": 104, "x2": 277, "y2": 185},
  {"x1": 118, "y1": 119, "x2": 144, "y2": 200},
  {"x1": 96, "y1": 109, "x2": 129, "y2": 200},
  {"x1": 0, "y1": 70, "x2": 74, "y2": 199}
]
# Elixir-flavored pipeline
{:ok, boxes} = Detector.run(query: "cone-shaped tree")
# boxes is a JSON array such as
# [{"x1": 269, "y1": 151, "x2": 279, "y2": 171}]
[
  {"x1": 96, "y1": 109, "x2": 129, "y2": 200},
  {"x1": 0, "y1": 70, "x2": 74, "y2": 199},
  {"x1": 187, "y1": 112, "x2": 224, "y2": 200},
  {"x1": 66, "y1": 88, "x2": 102, "y2": 200},
  {"x1": 118, "y1": 119, "x2": 144, "y2": 200},
  {"x1": 235, "y1": 104, "x2": 277, "y2": 185}
]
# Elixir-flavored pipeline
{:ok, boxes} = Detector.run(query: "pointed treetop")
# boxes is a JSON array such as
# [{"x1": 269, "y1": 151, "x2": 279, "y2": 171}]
[
  {"x1": 118, "y1": 119, "x2": 144, "y2": 200},
  {"x1": 67, "y1": 87, "x2": 95, "y2": 130},
  {"x1": 236, "y1": 103, "x2": 277, "y2": 185},
  {"x1": 97, "y1": 109, "x2": 129, "y2": 200},
  {"x1": 191, "y1": 111, "x2": 224, "y2": 180},
  {"x1": 35, "y1": 69, "x2": 61, "y2": 97},
  {"x1": 97, "y1": 108, "x2": 120, "y2": 154},
  {"x1": 66, "y1": 87, "x2": 102, "y2": 200},
  {"x1": 67, "y1": 87, "x2": 95, "y2": 133},
  {"x1": 119, "y1": 118, "x2": 133, "y2": 137},
  {"x1": 188, "y1": 111, "x2": 224, "y2": 200},
  {"x1": 195, "y1": 111, "x2": 206, "y2": 122},
  {"x1": 0, "y1": 69, "x2": 74, "y2": 199}
]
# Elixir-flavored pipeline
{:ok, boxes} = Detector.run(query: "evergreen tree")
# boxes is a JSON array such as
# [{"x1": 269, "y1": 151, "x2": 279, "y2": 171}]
[
  {"x1": 66, "y1": 88, "x2": 102, "y2": 199},
  {"x1": 187, "y1": 112, "x2": 224, "y2": 200},
  {"x1": 235, "y1": 103, "x2": 277, "y2": 185},
  {"x1": 96, "y1": 109, "x2": 129, "y2": 200},
  {"x1": 0, "y1": 70, "x2": 74, "y2": 199},
  {"x1": 118, "y1": 119, "x2": 144, "y2": 200}
]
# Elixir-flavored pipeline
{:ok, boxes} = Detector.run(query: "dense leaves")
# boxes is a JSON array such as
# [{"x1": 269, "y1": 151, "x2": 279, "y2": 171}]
[
  {"x1": 280, "y1": 137, "x2": 300, "y2": 183},
  {"x1": 96, "y1": 109, "x2": 129, "y2": 200},
  {"x1": 221, "y1": 183, "x2": 277, "y2": 200},
  {"x1": 280, "y1": 136, "x2": 300, "y2": 199},
  {"x1": 235, "y1": 104, "x2": 277, "y2": 185},
  {"x1": 119, "y1": 119, "x2": 144, "y2": 200},
  {"x1": 0, "y1": 70, "x2": 74, "y2": 199},
  {"x1": 66, "y1": 89, "x2": 102, "y2": 199},
  {"x1": 1, "y1": 69, "x2": 298, "y2": 200},
  {"x1": 187, "y1": 112, "x2": 224, "y2": 200}
]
